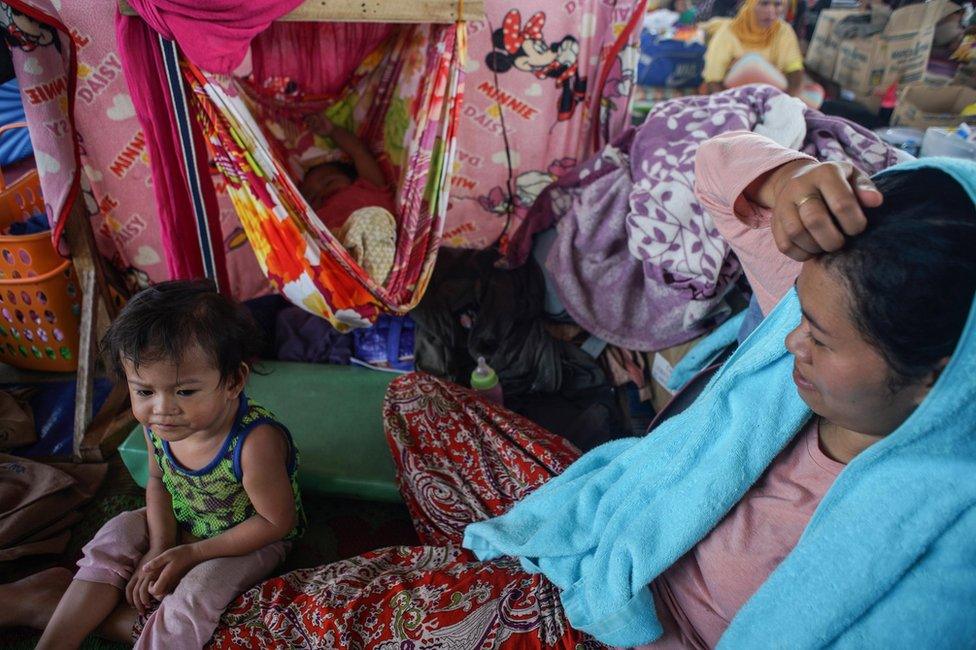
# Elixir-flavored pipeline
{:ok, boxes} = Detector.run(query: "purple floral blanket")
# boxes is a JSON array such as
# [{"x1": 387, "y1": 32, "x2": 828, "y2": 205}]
[{"x1": 505, "y1": 85, "x2": 897, "y2": 351}]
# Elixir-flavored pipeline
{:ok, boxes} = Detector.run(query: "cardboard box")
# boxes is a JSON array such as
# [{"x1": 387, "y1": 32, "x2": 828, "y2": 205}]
[
  {"x1": 832, "y1": 0, "x2": 952, "y2": 96},
  {"x1": 922, "y1": 71, "x2": 955, "y2": 87},
  {"x1": 891, "y1": 84, "x2": 976, "y2": 129},
  {"x1": 648, "y1": 333, "x2": 706, "y2": 414},
  {"x1": 852, "y1": 89, "x2": 883, "y2": 113},
  {"x1": 805, "y1": 8, "x2": 863, "y2": 78}
]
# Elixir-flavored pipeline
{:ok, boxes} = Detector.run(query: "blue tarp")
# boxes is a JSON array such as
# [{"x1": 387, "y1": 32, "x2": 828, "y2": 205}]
[
  {"x1": 6, "y1": 378, "x2": 113, "y2": 457},
  {"x1": 0, "y1": 77, "x2": 33, "y2": 166}
]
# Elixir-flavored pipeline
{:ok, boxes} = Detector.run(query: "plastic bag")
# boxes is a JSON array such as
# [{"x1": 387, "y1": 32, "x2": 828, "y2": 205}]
[
  {"x1": 0, "y1": 390, "x2": 36, "y2": 451},
  {"x1": 352, "y1": 315, "x2": 415, "y2": 371}
]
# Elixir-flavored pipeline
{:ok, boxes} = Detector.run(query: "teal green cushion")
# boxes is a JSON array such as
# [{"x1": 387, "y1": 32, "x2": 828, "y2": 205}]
[{"x1": 119, "y1": 362, "x2": 400, "y2": 501}]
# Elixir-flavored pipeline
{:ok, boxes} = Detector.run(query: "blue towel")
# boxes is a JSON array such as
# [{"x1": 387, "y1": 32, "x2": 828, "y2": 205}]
[
  {"x1": 463, "y1": 157, "x2": 976, "y2": 647},
  {"x1": 735, "y1": 293, "x2": 764, "y2": 343},
  {"x1": 666, "y1": 309, "x2": 744, "y2": 393}
]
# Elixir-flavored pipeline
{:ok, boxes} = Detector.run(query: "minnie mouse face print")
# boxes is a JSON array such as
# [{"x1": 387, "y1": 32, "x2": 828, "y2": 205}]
[
  {"x1": 485, "y1": 9, "x2": 588, "y2": 122},
  {"x1": 0, "y1": 5, "x2": 60, "y2": 53}
]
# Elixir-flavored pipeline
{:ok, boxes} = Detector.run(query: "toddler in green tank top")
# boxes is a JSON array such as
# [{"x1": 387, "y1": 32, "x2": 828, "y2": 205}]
[{"x1": 25, "y1": 280, "x2": 306, "y2": 650}]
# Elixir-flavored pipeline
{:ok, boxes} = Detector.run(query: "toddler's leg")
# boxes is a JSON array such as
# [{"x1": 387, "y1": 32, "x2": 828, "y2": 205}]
[
  {"x1": 134, "y1": 541, "x2": 287, "y2": 650},
  {"x1": 36, "y1": 509, "x2": 149, "y2": 649}
]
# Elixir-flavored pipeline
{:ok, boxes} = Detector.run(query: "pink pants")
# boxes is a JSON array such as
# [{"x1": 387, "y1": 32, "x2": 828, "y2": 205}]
[{"x1": 75, "y1": 508, "x2": 288, "y2": 649}]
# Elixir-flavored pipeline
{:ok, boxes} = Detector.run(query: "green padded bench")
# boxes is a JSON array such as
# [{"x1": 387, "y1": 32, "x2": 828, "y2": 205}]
[{"x1": 119, "y1": 361, "x2": 400, "y2": 501}]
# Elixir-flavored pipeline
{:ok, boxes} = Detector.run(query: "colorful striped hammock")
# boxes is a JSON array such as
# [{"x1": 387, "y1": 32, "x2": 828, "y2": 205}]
[{"x1": 184, "y1": 23, "x2": 465, "y2": 330}]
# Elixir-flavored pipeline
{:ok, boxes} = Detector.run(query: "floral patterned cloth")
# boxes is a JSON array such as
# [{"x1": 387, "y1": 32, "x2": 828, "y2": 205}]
[
  {"x1": 208, "y1": 373, "x2": 600, "y2": 649},
  {"x1": 186, "y1": 24, "x2": 465, "y2": 331},
  {"x1": 383, "y1": 372, "x2": 580, "y2": 546}
]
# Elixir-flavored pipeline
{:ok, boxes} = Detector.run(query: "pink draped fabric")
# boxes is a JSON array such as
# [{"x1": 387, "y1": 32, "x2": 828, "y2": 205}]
[
  {"x1": 115, "y1": 14, "x2": 224, "y2": 283},
  {"x1": 114, "y1": 0, "x2": 301, "y2": 283},
  {"x1": 125, "y1": 0, "x2": 303, "y2": 75},
  {"x1": 250, "y1": 22, "x2": 395, "y2": 98}
]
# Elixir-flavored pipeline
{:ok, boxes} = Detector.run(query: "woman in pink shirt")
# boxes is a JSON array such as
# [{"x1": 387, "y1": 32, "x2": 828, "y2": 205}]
[
  {"x1": 624, "y1": 131, "x2": 974, "y2": 647},
  {"x1": 636, "y1": 130, "x2": 896, "y2": 648}
]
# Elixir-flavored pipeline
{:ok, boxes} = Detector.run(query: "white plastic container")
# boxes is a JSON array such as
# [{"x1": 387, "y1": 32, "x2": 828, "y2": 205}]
[
  {"x1": 920, "y1": 127, "x2": 976, "y2": 160},
  {"x1": 874, "y1": 127, "x2": 923, "y2": 158}
]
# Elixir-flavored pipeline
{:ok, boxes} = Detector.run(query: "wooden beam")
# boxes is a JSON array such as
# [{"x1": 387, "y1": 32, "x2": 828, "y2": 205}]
[
  {"x1": 62, "y1": 198, "x2": 99, "y2": 461},
  {"x1": 61, "y1": 192, "x2": 128, "y2": 462},
  {"x1": 119, "y1": 0, "x2": 483, "y2": 23},
  {"x1": 281, "y1": 0, "x2": 483, "y2": 23}
]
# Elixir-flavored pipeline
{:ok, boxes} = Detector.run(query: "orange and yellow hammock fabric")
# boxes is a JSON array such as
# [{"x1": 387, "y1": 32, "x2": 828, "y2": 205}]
[{"x1": 185, "y1": 23, "x2": 465, "y2": 330}]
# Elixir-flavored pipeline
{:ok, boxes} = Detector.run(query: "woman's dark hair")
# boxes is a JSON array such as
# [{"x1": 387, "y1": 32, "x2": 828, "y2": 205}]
[
  {"x1": 821, "y1": 168, "x2": 976, "y2": 389},
  {"x1": 101, "y1": 279, "x2": 262, "y2": 386}
]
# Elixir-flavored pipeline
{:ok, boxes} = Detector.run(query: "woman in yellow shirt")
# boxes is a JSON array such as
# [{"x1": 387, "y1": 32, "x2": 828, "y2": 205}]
[{"x1": 703, "y1": 0, "x2": 805, "y2": 96}]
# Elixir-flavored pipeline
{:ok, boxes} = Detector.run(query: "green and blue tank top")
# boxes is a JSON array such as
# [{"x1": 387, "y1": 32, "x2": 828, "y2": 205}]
[{"x1": 147, "y1": 395, "x2": 306, "y2": 540}]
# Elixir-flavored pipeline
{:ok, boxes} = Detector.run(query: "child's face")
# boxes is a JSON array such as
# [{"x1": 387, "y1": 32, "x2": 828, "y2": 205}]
[
  {"x1": 123, "y1": 344, "x2": 245, "y2": 443},
  {"x1": 301, "y1": 164, "x2": 353, "y2": 209}
]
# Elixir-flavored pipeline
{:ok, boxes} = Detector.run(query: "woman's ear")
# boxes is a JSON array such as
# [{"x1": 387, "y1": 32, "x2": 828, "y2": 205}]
[
  {"x1": 914, "y1": 357, "x2": 951, "y2": 405},
  {"x1": 926, "y1": 357, "x2": 950, "y2": 387}
]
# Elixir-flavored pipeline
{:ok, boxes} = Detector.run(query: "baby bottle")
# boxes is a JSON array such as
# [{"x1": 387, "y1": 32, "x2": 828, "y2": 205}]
[{"x1": 470, "y1": 356, "x2": 504, "y2": 405}]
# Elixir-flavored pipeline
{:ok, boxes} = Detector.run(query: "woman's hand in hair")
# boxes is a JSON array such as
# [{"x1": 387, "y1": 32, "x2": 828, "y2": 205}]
[{"x1": 762, "y1": 159, "x2": 884, "y2": 261}]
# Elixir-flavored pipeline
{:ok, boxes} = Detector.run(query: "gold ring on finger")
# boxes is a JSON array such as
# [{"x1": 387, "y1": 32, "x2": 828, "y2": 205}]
[{"x1": 794, "y1": 194, "x2": 821, "y2": 210}]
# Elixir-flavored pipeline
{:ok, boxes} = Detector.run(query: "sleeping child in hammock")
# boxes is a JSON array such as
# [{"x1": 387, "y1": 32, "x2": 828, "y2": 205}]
[{"x1": 300, "y1": 114, "x2": 398, "y2": 285}]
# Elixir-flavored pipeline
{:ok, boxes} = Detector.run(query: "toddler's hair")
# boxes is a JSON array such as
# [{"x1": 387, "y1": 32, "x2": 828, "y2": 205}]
[{"x1": 101, "y1": 279, "x2": 262, "y2": 385}]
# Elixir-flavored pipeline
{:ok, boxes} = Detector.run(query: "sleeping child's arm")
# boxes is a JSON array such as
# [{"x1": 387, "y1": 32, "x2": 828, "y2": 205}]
[
  {"x1": 141, "y1": 425, "x2": 296, "y2": 598},
  {"x1": 306, "y1": 114, "x2": 387, "y2": 188}
]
